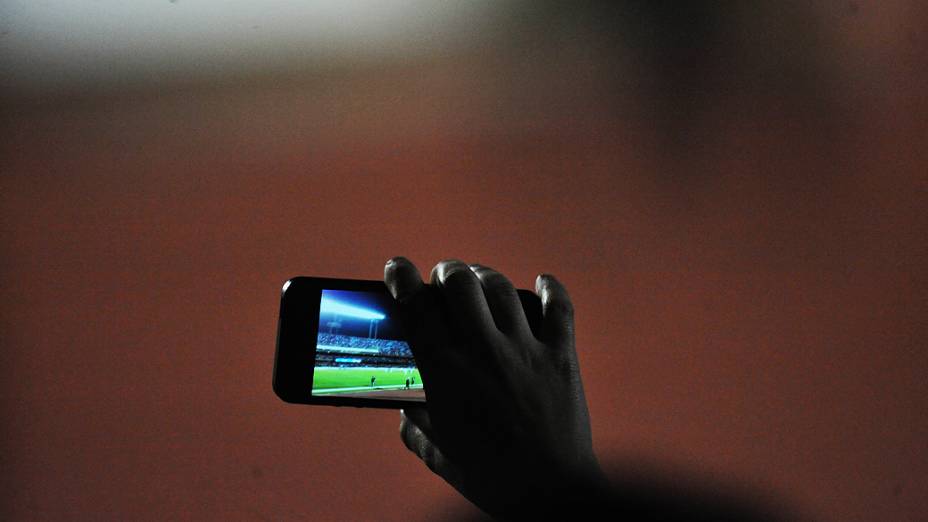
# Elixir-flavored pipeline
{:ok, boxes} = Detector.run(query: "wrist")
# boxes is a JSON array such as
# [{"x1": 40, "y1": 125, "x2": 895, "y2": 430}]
[{"x1": 491, "y1": 457, "x2": 612, "y2": 521}]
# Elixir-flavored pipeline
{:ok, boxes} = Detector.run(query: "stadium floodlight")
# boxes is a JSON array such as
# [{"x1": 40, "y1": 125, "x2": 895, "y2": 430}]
[{"x1": 320, "y1": 296, "x2": 386, "y2": 321}]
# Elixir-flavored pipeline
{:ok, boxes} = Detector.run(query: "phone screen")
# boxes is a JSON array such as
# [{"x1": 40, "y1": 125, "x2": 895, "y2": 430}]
[{"x1": 311, "y1": 288, "x2": 425, "y2": 402}]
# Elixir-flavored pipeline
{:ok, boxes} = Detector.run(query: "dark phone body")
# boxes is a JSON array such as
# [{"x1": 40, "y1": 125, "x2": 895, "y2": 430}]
[{"x1": 273, "y1": 276, "x2": 543, "y2": 409}]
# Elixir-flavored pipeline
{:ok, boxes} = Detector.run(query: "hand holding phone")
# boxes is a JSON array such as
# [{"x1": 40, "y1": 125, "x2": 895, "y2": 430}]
[
  {"x1": 273, "y1": 258, "x2": 607, "y2": 518},
  {"x1": 386, "y1": 258, "x2": 608, "y2": 519},
  {"x1": 277, "y1": 260, "x2": 796, "y2": 521}
]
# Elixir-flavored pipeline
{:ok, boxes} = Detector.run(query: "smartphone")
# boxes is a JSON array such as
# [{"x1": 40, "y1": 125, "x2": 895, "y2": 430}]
[{"x1": 273, "y1": 276, "x2": 543, "y2": 409}]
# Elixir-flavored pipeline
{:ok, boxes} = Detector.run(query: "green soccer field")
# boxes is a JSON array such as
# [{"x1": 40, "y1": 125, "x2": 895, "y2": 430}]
[{"x1": 312, "y1": 367, "x2": 422, "y2": 395}]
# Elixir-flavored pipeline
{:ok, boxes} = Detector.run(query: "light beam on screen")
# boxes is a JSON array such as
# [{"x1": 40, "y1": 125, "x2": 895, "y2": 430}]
[{"x1": 319, "y1": 296, "x2": 386, "y2": 321}]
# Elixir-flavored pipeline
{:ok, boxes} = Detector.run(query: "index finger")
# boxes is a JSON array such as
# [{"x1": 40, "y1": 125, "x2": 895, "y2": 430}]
[
  {"x1": 385, "y1": 256, "x2": 440, "y2": 371},
  {"x1": 385, "y1": 256, "x2": 424, "y2": 303}
]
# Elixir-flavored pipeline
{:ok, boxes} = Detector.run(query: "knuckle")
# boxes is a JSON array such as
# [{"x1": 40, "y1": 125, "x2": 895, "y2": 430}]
[
  {"x1": 436, "y1": 259, "x2": 466, "y2": 273},
  {"x1": 482, "y1": 271, "x2": 513, "y2": 293},
  {"x1": 552, "y1": 349, "x2": 577, "y2": 375},
  {"x1": 440, "y1": 266, "x2": 478, "y2": 292},
  {"x1": 547, "y1": 297, "x2": 574, "y2": 318},
  {"x1": 420, "y1": 442, "x2": 441, "y2": 473}
]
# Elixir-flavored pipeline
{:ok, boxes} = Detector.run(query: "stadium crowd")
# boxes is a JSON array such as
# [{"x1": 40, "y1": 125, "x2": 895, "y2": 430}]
[{"x1": 316, "y1": 333, "x2": 415, "y2": 368}]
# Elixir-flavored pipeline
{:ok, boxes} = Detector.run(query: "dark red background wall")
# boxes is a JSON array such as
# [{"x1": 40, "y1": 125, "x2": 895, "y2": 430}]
[{"x1": 2, "y1": 4, "x2": 926, "y2": 520}]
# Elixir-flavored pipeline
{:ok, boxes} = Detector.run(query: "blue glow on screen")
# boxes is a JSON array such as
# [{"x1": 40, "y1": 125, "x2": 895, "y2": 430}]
[
  {"x1": 319, "y1": 295, "x2": 386, "y2": 320},
  {"x1": 313, "y1": 289, "x2": 424, "y2": 401}
]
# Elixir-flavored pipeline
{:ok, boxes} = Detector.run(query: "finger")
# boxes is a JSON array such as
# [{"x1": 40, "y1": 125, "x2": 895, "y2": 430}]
[
  {"x1": 535, "y1": 273, "x2": 575, "y2": 349},
  {"x1": 399, "y1": 409, "x2": 465, "y2": 489},
  {"x1": 429, "y1": 260, "x2": 499, "y2": 343},
  {"x1": 385, "y1": 257, "x2": 445, "y2": 376},
  {"x1": 469, "y1": 264, "x2": 532, "y2": 338},
  {"x1": 384, "y1": 256, "x2": 424, "y2": 302}
]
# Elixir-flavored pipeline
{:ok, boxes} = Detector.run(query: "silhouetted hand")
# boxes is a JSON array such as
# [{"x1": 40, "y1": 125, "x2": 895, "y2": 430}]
[{"x1": 384, "y1": 257, "x2": 609, "y2": 519}]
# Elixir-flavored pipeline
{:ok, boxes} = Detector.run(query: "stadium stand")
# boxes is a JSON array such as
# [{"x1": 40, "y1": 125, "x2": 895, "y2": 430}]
[{"x1": 316, "y1": 333, "x2": 415, "y2": 368}]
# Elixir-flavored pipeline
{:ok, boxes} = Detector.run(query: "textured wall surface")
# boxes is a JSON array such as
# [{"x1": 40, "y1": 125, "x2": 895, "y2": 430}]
[{"x1": 2, "y1": 3, "x2": 926, "y2": 521}]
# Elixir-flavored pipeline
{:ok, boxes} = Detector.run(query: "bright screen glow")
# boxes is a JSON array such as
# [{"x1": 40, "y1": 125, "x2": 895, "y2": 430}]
[
  {"x1": 311, "y1": 289, "x2": 424, "y2": 402},
  {"x1": 319, "y1": 296, "x2": 386, "y2": 320}
]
